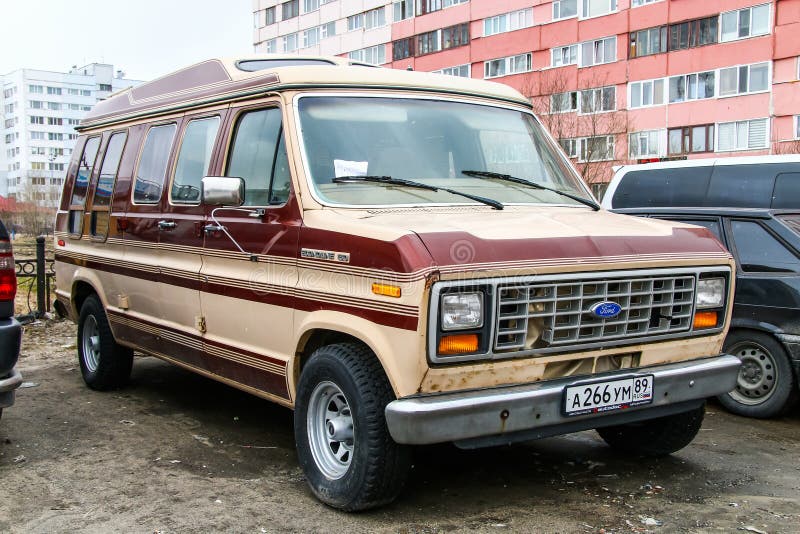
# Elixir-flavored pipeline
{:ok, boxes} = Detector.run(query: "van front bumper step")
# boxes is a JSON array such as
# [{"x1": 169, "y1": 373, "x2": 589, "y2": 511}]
[{"x1": 385, "y1": 355, "x2": 740, "y2": 447}]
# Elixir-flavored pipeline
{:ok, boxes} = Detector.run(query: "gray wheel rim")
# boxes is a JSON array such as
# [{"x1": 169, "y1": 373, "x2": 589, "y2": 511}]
[
  {"x1": 82, "y1": 315, "x2": 101, "y2": 373},
  {"x1": 306, "y1": 381, "x2": 354, "y2": 480},
  {"x1": 729, "y1": 341, "x2": 778, "y2": 405}
]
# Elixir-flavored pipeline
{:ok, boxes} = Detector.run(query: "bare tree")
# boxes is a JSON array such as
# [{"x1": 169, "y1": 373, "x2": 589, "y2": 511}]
[{"x1": 772, "y1": 139, "x2": 800, "y2": 155}]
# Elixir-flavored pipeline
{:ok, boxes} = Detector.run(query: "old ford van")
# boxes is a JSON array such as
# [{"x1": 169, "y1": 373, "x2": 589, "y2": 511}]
[{"x1": 54, "y1": 56, "x2": 740, "y2": 511}]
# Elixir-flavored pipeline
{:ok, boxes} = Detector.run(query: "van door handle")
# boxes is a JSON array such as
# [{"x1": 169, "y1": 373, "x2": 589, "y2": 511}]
[
  {"x1": 158, "y1": 220, "x2": 177, "y2": 230},
  {"x1": 203, "y1": 224, "x2": 224, "y2": 234}
]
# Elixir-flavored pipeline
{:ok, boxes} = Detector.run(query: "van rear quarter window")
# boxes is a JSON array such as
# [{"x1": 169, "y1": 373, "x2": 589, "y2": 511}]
[
  {"x1": 172, "y1": 117, "x2": 220, "y2": 203},
  {"x1": 772, "y1": 173, "x2": 800, "y2": 209},
  {"x1": 226, "y1": 108, "x2": 284, "y2": 206},
  {"x1": 706, "y1": 164, "x2": 776, "y2": 208},
  {"x1": 68, "y1": 136, "x2": 101, "y2": 235},
  {"x1": 133, "y1": 124, "x2": 177, "y2": 204},
  {"x1": 612, "y1": 167, "x2": 712, "y2": 208}
]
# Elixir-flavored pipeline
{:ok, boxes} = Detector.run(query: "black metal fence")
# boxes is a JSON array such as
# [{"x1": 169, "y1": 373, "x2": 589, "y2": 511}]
[{"x1": 15, "y1": 236, "x2": 55, "y2": 318}]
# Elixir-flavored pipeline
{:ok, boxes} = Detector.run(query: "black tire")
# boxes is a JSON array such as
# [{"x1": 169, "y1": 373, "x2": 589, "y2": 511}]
[
  {"x1": 596, "y1": 404, "x2": 705, "y2": 457},
  {"x1": 77, "y1": 295, "x2": 133, "y2": 391},
  {"x1": 717, "y1": 330, "x2": 799, "y2": 418},
  {"x1": 294, "y1": 342, "x2": 411, "y2": 511}
]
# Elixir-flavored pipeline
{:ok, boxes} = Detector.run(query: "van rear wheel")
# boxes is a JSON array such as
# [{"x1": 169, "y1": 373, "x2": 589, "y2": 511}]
[
  {"x1": 294, "y1": 342, "x2": 411, "y2": 511},
  {"x1": 77, "y1": 295, "x2": 133, "y2": 390}
]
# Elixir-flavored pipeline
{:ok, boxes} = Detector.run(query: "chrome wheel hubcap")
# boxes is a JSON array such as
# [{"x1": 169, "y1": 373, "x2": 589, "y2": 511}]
[
  {"x1": 82, "y1": 315, "x2": 101, "y2": 372},
  {"x1": 730, "y1": 342, "x2": 777, "y2": 405},
  {"x1": 307, "y1": 381, "x2": 354, "y2": 479}
]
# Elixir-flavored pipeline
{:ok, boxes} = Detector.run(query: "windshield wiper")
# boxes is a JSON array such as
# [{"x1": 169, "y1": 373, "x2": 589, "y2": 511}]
[
  {"x1": 461, "y1": 170, "x2": 600, "y2": 211},
  {"x1": 332, "y1": 175, "x2": 504, "y2": 210}
]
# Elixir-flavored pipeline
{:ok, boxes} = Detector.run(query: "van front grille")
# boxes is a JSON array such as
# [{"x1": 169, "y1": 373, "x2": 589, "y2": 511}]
[{"x1": 495, "y1": 274, "x2": 696, "y2": 352}]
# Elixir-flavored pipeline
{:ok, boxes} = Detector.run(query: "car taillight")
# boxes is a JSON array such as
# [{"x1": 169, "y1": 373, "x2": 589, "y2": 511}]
[{"x1": 0, "y1": 239, "x2": 16, "y2": 301}]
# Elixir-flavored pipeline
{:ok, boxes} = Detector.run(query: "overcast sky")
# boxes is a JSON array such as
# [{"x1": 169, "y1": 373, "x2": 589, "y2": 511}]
[{"x1": 1, "y1": 0, "x2": 254, "y2": 81}]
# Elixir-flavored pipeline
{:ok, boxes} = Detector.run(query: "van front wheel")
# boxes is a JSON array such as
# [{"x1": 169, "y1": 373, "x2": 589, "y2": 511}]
[
  {"x1": 596, "y1": 404, "x2": 705, "y2": 457},
  {"x1": 77, "y1": 295, "x2": 133, "y2": 390},
  {"x1": 294, "y1": 343, "x2": 411, "y2": 511}
]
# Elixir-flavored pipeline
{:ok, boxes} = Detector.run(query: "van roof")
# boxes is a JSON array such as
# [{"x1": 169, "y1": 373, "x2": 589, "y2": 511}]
[
  {"x1": 614, "y1": 154, "x2": 800, "y2": 174},
  {"x1": 79, "y1": 55, "x2": 531, "y2": 131}
]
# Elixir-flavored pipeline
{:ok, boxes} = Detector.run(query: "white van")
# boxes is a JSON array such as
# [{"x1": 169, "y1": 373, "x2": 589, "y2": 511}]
[{"x1": 602, "y1": 155, "x2": 800, "y2": 210}]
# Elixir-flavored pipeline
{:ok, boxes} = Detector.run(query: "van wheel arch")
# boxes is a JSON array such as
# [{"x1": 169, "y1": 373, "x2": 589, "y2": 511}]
[
  {"x1": 295, "y1": 329, "x2": 376, "y2": 386},
  {"x1": 72, "y1": 281, "x2": 100, "y2": 318}
]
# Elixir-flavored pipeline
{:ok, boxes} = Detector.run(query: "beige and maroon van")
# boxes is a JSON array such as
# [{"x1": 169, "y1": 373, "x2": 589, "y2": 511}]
[{"x1": 54, "y1": 56, "x2": 740, "y2": 511}]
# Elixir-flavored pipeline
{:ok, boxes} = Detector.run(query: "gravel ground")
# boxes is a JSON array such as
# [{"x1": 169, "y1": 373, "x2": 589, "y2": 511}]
[{"x1": 1, "y1": 319, "x2": 799, "y2": 533}]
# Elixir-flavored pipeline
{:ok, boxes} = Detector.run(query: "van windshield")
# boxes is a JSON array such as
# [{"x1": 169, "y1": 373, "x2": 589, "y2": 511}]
[{"x1": 296, "y1": 96, "x2": 592, "y2": 207}]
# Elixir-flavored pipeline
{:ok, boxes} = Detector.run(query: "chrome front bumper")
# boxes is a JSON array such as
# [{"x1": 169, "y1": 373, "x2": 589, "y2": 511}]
[
  {"x1": 385, "y1": 355, "x2": 740, "y2": 447},
  {"x1": 0, "y1": 368, "x2": 22, "y2": 409}
]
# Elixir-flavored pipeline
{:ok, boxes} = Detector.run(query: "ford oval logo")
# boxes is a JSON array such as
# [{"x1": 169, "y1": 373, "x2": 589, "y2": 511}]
[{"x1": 590, "y1": 301, "x2": 623, "y2": 319}]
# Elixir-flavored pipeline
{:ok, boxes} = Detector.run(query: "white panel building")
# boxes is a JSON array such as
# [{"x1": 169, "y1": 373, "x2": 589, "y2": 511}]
[
  {"x1": 253, "y1": 0, "x2": 393, "y2": 64},
  {"x1": 0, "y1": 63, "x2": 142, "y2": 207}
]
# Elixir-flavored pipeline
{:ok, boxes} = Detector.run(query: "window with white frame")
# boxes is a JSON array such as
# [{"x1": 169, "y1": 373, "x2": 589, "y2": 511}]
[
  {"x1": 303, "y1": 0, "x2": 319, "y2": 13},
  {"x1": 348, "y1": 45, "x2": 386, "y2": 65},
  {"x1": 581, "y1": 0, "x2": 617, "y2": 19},
  {"x1": 348, "y1": 13, "x2": 364, "y2": 30},
  {"x1": 365, "y1": 7, "x2": 386, "y2": 30},
  {"x1": 433, "y1": 64, "x2": 470, "y2": 77},
  {"x1": 484, "y1": 8, "x2": 533, "y2": 37},
  {"x1": 551, "y1": 91, "x2": 578, "y2": 113},
  {"x1": 265, "y1": 7, "x2": 276, "y2": 25},
  {"x1": 303, "y1": 27, "x2": 320, "y2": 48},
  {"x1": 721, "y1": 4, "x2": 769, "y2": 42},
  {"x1": 629, "y1": 130, "x2": 665, "y2": 158},
  {"x1": 394, "y1": 0, "x2": 414, "y2": 21},
  {"x1": 553, "y1": 0, "x2": 577, "y2": 20},
  {"x1": 579, "y1": 36, "x2": 616, "y2": 67},
  {"x1": 265, "y1": 39, "x2": 277, "y2": 53},
  {"x1": 560, "y1": 138, "x2": 578, "y2": 157},
  {"x1": 321, "y1": 22, "x2": 335, "y2": 38},
  {"x1": 632, "y1": 0, "x2": 661, "y2": 6},
  {"x1": 629, "y1": 78, "x2": 665, "y2": 108},
  {"x1": 719, "y1": 62, "x2": 770, "y2": 97},
  {"x1": 552, "y1": 44, "x2": 578, "y2": 67},
  {"x1": 796, "y1": 115, "x2": 800, "y2": 139},
  {"x1": 28, "y1": 84, "x2": 43, "y2": 94},
  {"x1": 484, "y1": 53, "x2": 532, "y2": 78},
  {"x1": 283, "y1": 33, "x2": 298, "y2": 52},
  {"x1": 668, "y1": 71, "x2": 715, "y2": 103},
  {"x1": 579, "y1": 136, "x2": 614, "y2": 162},
  {"x1": 579, "y1": 86, "x2": 615, "y2": 114},
  {"x1": 717, "y1": 118, "x2": 769, "y2": 151},
  {"x1": 31, "y1": 131, "x2": 47, "y2": 141}
]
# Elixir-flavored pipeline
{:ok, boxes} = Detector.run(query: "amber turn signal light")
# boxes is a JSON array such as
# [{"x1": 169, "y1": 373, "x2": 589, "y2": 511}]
[
  {"x1": 372, "y1": 283, "x2": 401, "y2": 298},
  {"x1": 438, "y1": 334, "x2": 479, "y2": 355},
  {"x1": 693, "y1": 311, "x2": 718, "y2": 329}
]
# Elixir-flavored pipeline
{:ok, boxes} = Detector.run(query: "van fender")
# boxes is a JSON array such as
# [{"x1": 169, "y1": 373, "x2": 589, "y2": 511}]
[
  {"x1": 729, "y1": 317, "x2": 785, "y2": 336},
  {"x1": 70, "y1": 268, "x2": 109, "y2": 313},
  {"x1": 293, "y1": 310, "x2": 426, "y2": 400}
]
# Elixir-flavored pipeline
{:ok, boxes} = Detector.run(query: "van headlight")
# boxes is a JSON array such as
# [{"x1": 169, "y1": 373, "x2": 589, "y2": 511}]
[
  {"x1": 696, "y1": 278, "x2": 725, "y2": 309},
  {"x1": 441, "y1": 292, "x2": 483, "y2": 330}
]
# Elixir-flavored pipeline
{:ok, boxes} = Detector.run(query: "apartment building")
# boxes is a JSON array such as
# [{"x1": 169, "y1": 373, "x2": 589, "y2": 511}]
[
  {"x1": 258, "y1": 0, "x2": 800, "y2": 194},
  {"x1": 0, "y1": 63, "x2": 141, "y2": 206}
]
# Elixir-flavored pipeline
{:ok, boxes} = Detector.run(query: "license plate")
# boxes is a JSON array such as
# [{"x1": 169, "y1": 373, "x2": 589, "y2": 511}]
[{"x1": 563, "y1": 375, "x2": 654, "y2": 417}]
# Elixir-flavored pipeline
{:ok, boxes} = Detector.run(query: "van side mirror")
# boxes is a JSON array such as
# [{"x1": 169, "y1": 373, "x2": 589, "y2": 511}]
[{"x1": 202, "y1": 176, "x2": 245, "y2": 206}]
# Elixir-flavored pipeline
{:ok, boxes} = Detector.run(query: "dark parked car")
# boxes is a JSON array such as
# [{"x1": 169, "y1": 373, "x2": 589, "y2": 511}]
[
  {"x1": 612, "y1": 207, "x2": 800, "y2": 418},
  {"x1": 0, "y1": 219, "x2": 22, "y2": 418}
]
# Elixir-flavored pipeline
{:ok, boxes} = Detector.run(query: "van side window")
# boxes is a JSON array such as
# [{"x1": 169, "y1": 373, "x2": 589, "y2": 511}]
[
  {"x1": 611, "y1": 167, "x2": 712, "y2": 208},
  {"x1": 171, "y1": 117, "x2": 220, "y2": 203},
  {"x1": 133, "y1": 124, "x2": 177, "y2": 204},
  {"x1": 730, "y1": 220, "x2": 800, "y2": 273},
  {"x1": 707, "y1": 164, "x2": 776, "y2": 208},
  {"x1": 226, "y1": 108, "x2": 289, "y2": 206},
  {"x1": 90, "y1": 131, "x2": 127, "y2": 238},
  {"x1": 68, "y1": 136, "x2": 101, "y2": 235},
  {"x1": 772, "y1": 173, "x2": 800, "y2": 209}
]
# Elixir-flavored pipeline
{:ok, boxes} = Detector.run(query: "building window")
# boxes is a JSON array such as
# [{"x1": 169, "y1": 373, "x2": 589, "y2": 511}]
[
  {"x1": 48, "y1": 133, "x2": 64, "y2": 141},
  {"x1": 29, "y1": 100, "x2": 44, "y2": 109},
  {"x1": 394, "y1": 0, "x2": 414, "y2": 21},
  {"x1": 551, "y1": 91, "x2": 578, "y2": 113},
  {"x1": 265, "y1": 7, "x2": 276, "y2": 25},
  {"x1": 484, "y1": 53, "x2": 532, "y2": 78},
  {"x1": 632, "y1": 0, "x2": 662, "y2": 6},
  {"x1": 717, "y1": 118, "x2": 768, "y2": 151},
  {"x1": 719, "y1": 62, "x2": 770, "y2": 97},
  {"x1": 303, "y1": 0, "x2": 319, "y2": 13},
  {"x1": 348, "y1": 13, "x2": 364, "y2": 30},
  {"x1": 282, "y1": 33, "x2": 298, "y2": 52},
  {"x1": 303, "y1": 27, "x2": 320, "y2": 48},
  {"x1": 668, "y1": 124, "x2": 714, "y2": 155},
  {"x1": 47, "y1": 102, "x2": 61, "y2": 110},
  {"x1": 348, "y1": 45, "x2": 386, "y2": 65},
  {"x1": 282, "y1": 0, "x2": 299, "y2": 20},
  {"x1": 31, "y1": 131, "x2": 45, "y2": 140},
  {"x1": 579, "y1": 136, "x2": 615, "y2": 162},
  {"x1": 81, "y1": 90, "x2": 91, "y2": 96},
  {"x1": 364, "y1": 7, "x2": 386, "y2": 29},
  {"x1": 433, "y1": 64, "x2": 470, "y2": 77},
  {"x1": 30, "y1": 116, "x2": 44, "y2": 125},
  {"x1": 579, "y1": 86, "x2": 615, "y2": 114},
  {"x1": 417, "y1": 30, "x2": 440, "y2": 55},
  {"x1": 442, "y1": 23, "x2": 469, "y2": 49},
  {"x1": 393, "y1": 38, "x2": 414, "y2": 60},
  {"x1": 668, "y1": 71, "x2": 715, "y2": 103},
  {"x1": 553, "y1": 0, "x2": 577, "y2": 20},
  {"x1": 721, "y1": 3, "x2": 769, "y2": 42},
  {"x1": 579, "y1": 36, "x2": 616, "y2": 67},
  {"x1": 668, "y1": 16, "x2": 718, "y2": 51},
  {"x1": 484, "y1": 8, "x2": 533, "y2": 37},
  {"x1": 629, "y1": 78, "x2": 665, "y2": 108},
  {"x1": 415, "y1": 0, "x2": 466, "y2": 16},
  {"x1": 98, "y1": 84, "x2": 112, "y2": 92},
  {"x1": 629, "y1": 26, "x2": 667, "y2": 58},
  {"x1": 31, "y1": 162, "x2": 45, "y2": 171},
  {"x1": 795, "y1": 116, "x2": 800, "y2": 139},
  {"x1": 560, "y1": 138, "x2": 578, "y2": 157},
  {"x1": 47, "y1": 117, "x2": 64, "y2": 126},
  {"x1": 28, "y1": 85, "x2": 43, "y2": 94},
  {"x1": 581, "y1": 0, "x2": 616, "y2": 19},
  {"x1": 321, "y1": 21, "x2": 335, "y2": 38},
  {"x1": 551, "y1": 44, "x2": 578, "y2": 67},
  {"x1": 46, "y1": 86, "x2": 62, "y2": 95}
]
